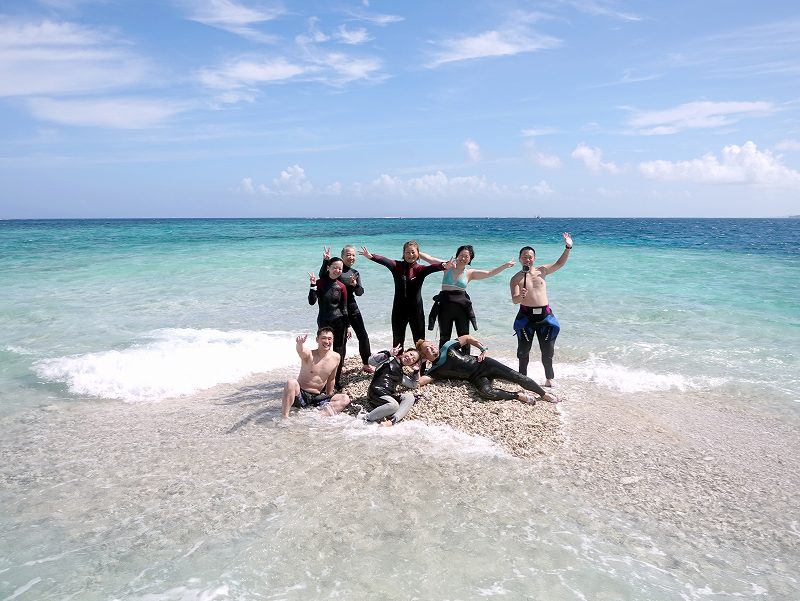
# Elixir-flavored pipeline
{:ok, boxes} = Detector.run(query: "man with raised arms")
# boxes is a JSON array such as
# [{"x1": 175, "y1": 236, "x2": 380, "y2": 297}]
[
  {"x1": 281, "y1": 327, "x2": 351, "y2": 418},
  {"x1": 509, "y1": 232, "x2": 573, "y2": 387}
]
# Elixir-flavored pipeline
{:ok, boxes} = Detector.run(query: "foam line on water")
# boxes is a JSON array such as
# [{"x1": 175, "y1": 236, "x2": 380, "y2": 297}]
[{"x1": 35, "y1": 328, "x2": 300, "y2": 403}]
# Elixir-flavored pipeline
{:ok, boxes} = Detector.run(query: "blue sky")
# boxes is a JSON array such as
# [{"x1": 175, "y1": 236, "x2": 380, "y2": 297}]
[{"x1": 1, "y1": 0, "x2": 799, "y2": 218}]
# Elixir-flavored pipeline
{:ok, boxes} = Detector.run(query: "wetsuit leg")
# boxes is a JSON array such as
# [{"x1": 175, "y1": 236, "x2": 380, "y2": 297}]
[
  {"x1": 349, "y1": 311, "x2": 371, "y2": 364},
  {"x1": 391, "y1": 307, "x2": 409, "y2": 348},
  {"x1": 479, "y1": 357, "x2": 546, "y2": 396},
  {"x1": 437, "y1": 302, "x2": 456, "y2": 349},
  {"x1": 327, "y1": 318, "x2": 347, "y2": 389},
  {"x1": 409, "y1": 307, "x2": 426, "y2": 347},
  {"x1": 535, "y1": 326, "x2": 556, "y2": 380},
  {"x1": 471, "y1": 376, "x2": 518, "y2": 401},
  {"x1": 391, "y1": 391, "x2": 416, "y2": 424},
  {"x1": 516, "y1": 330, "x2": 534, "y2": 376},
  {"x1": 365, "y1": 395, "x2": 400, "y2": 422}
]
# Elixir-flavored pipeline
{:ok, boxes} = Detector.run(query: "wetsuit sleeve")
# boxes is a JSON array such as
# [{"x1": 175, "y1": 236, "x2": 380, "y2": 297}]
[
  {"x1": 401, "y1": 370, "x2": 420, "y2": 389},
  {"x1": 370, "y1": 254, "x2": 396, "y2": 270},
  {"x1": 368, "y1": 350, "x2": 392, "y2": 367},
  {"x1": 420, "y1": 262, "x2": 447, "y2": 278},
  {"x1": 308, "y1": 286, "x2": 318, "y2": 306},
  {"x1": 318, "y1": 258, "x2": 329, "y2": 279},
  {"x1": 352, "y1": 270, "x2": 364, "y2": 296}
]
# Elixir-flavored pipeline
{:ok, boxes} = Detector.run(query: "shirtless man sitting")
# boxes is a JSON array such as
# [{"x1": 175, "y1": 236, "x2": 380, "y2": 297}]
[
  {"x1": 281, "y1": 327, "x2": 351, "y2": 418},
  {"x1": 509, "y1": 232, "x2": 573, "y2": 387}
]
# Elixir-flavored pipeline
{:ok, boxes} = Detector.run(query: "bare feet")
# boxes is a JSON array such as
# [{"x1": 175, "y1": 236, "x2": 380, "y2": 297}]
[
  {"x1": 544, "y1": 379, "x2": 555, "y2": 388},
  {"x1": 540, "y1": 392, "x2": 560, "y2": 403},
  {"x1": 378, "y1": 419, "x2": 394, "y2": 427},
  {"x1": 520, "y1": 393, "x2": 537, "y2": 405}
]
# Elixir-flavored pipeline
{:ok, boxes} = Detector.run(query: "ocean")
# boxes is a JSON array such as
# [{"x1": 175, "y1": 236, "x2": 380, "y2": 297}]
[{"x1": 1, "y1": 218, "x2": 798, "y2": 600}]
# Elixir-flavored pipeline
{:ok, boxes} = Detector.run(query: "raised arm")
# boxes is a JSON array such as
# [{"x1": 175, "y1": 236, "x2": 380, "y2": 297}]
[
  {"x1": 540, "y1": 232, "x2": 573, "y2": 275},
  {"x1": 295, "y1": 334, "x2": 312, "y2": 362},
  {"x1": 468, "y1": 259, "x2": 516, "y2": 282},
  {"x1": 456, "y1": 334, "x2": 489, "y2": 360},
  {"x1": 418, "y1": 250, "x2": 447, "y2": 265},
  {"x1": 308, "y1": 272, "x2": 318, "y2": 305},
  {"x1": 360, "y1": 246, "x2": 395, "y2": 269},
  {"x1": 318, "y1": 246, "x2": 331, "y2": 278}
]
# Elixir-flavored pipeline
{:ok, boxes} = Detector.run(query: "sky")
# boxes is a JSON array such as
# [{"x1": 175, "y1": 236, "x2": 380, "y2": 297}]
[{"x1": 1, "y1": 0, "x2": 799, "y2": 218}]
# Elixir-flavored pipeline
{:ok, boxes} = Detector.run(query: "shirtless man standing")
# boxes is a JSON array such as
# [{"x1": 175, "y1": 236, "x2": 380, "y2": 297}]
[
  {"x1": 509, "y1": 232, "x2": 573, "y2": 387},
  {"x1": 281, "y1": 327, "x2": 351, "y2": 418}
]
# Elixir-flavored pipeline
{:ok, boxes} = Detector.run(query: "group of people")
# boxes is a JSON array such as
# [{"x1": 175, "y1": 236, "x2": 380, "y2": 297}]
[{"x1": 281, "y1": 233, "x2": 574, "y2": 424}]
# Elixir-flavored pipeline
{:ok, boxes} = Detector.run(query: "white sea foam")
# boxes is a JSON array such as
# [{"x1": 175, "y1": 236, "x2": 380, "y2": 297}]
[
  {"x1": 35, "y1": 328, "x2": 300, "y2": 403},
  {"x1": 557, "y1": 357, "x2": 725, "y2": 393}
]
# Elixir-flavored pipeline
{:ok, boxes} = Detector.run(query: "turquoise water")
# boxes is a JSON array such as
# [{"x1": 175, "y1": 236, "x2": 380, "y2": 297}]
[
  {"x1": 2, "y1": 218, "x2": 798, "y2": 411},
  {"x1": 1, "y1": 218, "x2": 799, "y2": 600}
]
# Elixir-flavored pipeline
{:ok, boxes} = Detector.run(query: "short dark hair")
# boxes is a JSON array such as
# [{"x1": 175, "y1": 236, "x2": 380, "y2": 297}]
[
  {"x1": 455, "y1": 245, "x2": 474, "y2": 264},
  {"x1": 317, "y1": 326, "x2": 335, "y2": 337},
  {"x1": 519, "y1": 246, "x2": 536, "y2": 258},
  {"x1": 328, "y1": 257, "x2": 344, "y2": 267}
]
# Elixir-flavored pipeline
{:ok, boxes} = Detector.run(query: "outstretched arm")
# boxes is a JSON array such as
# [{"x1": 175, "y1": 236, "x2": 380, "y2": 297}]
[
  {"x1": 418, "y1": 250, "x2": 446, "y2": 265},
  {"x1": 295, "y1": 334, "x2": 312, "y2": 362},
  {"x1": 456, "y1": 334, "x2": 489, "y2": 361},
  {"x1": 540, "y1": 232, "x2": 573, "y2": 275},
  {"x1": 468, "y1": 259, "x2": 516, "y2": 282}
]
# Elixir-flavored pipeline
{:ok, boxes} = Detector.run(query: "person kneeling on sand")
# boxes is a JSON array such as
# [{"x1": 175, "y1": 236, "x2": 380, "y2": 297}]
[
  {"x1": 281, "y1": 328, "x2": 351, "y2": 418},
  {"x1": 415, "y1": 335, "x2": 559, "y2": 404},
  {"x1": 364, "y1": 345, "x2": 421, "y2": 426}
]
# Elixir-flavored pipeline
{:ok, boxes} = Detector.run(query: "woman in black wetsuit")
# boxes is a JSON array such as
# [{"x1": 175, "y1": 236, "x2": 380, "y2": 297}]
[
  {"x1": 308, "y1": 257, "x2": 348, "y2": 390},
  {"x1": 415, "y1": 334, "x2": 558, "y2": 404},
  {"x1": 319, "y1": 245, "x2": 373, "y2": 374},
  {"x1": 359, "y1": 241, "x2": 453, "y2": 348},
  {"x1": 363, "y1": 346, "x2": 421, "y2": 425}
]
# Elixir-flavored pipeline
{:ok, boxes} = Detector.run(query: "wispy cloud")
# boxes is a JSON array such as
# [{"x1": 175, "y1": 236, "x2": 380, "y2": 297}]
[
  {"x1": 27, "y1": 96, "x2": 190, "y2": 128},
  {"x1": 0, "y1": 19, "x2": 149, "y2": 97},
  {"x1": 197, "y1": 56, "x2": 309, "y2": 90},
  {"x1": 571, "y1": 142, "x2": 621, "y2": 174},
  {"x1": 626, "y1": 100, "x2": 775, "y2": 135},
  {"x1": 180, "y1": 0, "x2": 284, "y2": 42},
  {"x1": 345, "y1": 9, "x2": 404, "y2": 27},
  {"x1": 775, "y1": 139, "x2": 800, "y2": 152},
  {"x1": 562, "y1": 0, "x2": 642, "y2": 22},
  {"x1": 334, "y1": 25, "x2": 371, "y2": 45},
  {"x1": 638, "y1": 141, "x2": 800, "y2": 188},
  {"x1": 426, "y1": 14, "x2": 561, "y2": 68},
  {"x1": 464, "y1": 139, "x2": 481, "y2": 162},
  {"x1": 521, "y1": 127, "x2": 558, "y2": 137}
]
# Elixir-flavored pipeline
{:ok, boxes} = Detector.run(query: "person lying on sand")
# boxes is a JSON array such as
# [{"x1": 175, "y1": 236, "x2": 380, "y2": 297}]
[
  {"x1": 415, "y1": 335, "x2": 559, "y2": 404},
  {"x1": 363, "y1": 345, "x2": 421, "y2": 426},
  {"x1": 281, "y1": 328, "x2": 350, "y2": 418}
]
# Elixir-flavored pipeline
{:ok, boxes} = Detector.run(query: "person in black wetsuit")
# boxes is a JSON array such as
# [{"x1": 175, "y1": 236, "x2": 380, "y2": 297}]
[
  {"x1": 359, "y1": 241, "x2": 453, "y2": 348},
  {"x1": 415, "y1": 334, "x2": 559, "y2": 403},
  {"x1": 309, "y1": 257, "x2": 348, "y2": 390},
  {"x1": 319, "y1": 245, "x2": 374, "y2": 374},
  {"x1": 363, "y1": 345, "x2": 421, "y2": 425}
]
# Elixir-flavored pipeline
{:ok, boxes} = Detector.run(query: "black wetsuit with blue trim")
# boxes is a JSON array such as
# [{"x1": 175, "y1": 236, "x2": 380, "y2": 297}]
[
  {"x1": 427, "y1": 340, "x2": 546, "y2": 401},
  {"x1": 369, "y1": 254, "x2": 446, "y2": 348}
]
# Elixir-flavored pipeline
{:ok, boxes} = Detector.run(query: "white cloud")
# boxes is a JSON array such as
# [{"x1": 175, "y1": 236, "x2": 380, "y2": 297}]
[
  {"x1": 346, "y1": 10, "x2": 404, "y2": 26},
  {"x1": 627, "y1": 100, "x2": 774, "y2": 135},
  {"x1": 27, "y1": 96, "x2": 189, "y2": 128},
  {"x1": 197, "y1": 57, "x2": 309, "y2": 90},
  {"x1": 530, "y1": 180, "x2": 554, "y2": 196},
  {"x1": 262, "y1": 164, "x2": 315, "y2": 195},
  {"x1": 295, "y1": 17, "x2": 329, "y2": 45},
  {"x1": 0, "y1": 20, "x2": 149, "y2": 97},
  {"x1": 775, "y1": 139, "x2": 800, "y2": 152},
  {"x1": 521, "y1": 127, "x2": 557, "y2": 137},
  {"x1": 564, "y1": 0, "x2": 642, "y2": 22},
  {"x1": 638, "y1": 141, "x2": 800, "y2": 188},
  {"x1": 181, "y1": 0, "x2": 283, "y2": 42},
  {"x1": 571, "y1": 143, "x2": 621, "y2": 174},
  {"x1": 240, "y1": 176, "x2": 255, "y2": 194},
  {"x1": 533, "y1": 152, "x2": 562, "y2": 169},
  {"x1": 427, "y1": 16, "x2": 561, "y2": 68},
  {"x1": 314, "y1": 52, "x2": 383, "y2": 84},
  {"x1": 334, "y1": 25, "x2": 372, "y2": 45},
  {"x1": 464, "y1": 139, "x2": 481, "y2": 162}
]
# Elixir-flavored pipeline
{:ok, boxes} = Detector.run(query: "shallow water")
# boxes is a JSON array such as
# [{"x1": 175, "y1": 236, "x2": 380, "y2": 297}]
[{"x1": 1, "y1": 218, "x2": 799, "y2": 599}]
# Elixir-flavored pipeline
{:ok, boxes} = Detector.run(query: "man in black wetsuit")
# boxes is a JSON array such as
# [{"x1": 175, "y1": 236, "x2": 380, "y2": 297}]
[
  {"x1": 319, "y1": 245, "x2": 373, "y2": 374},
  {"x1": 309, "y1": 257, "x2": 348, "y2": 390},
  {"x1": 359, "y1": 241, "x2": 453, "y2": 348},
  {"x1": 416, "y1": 334, "x2": 559, "y2": 404}
]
